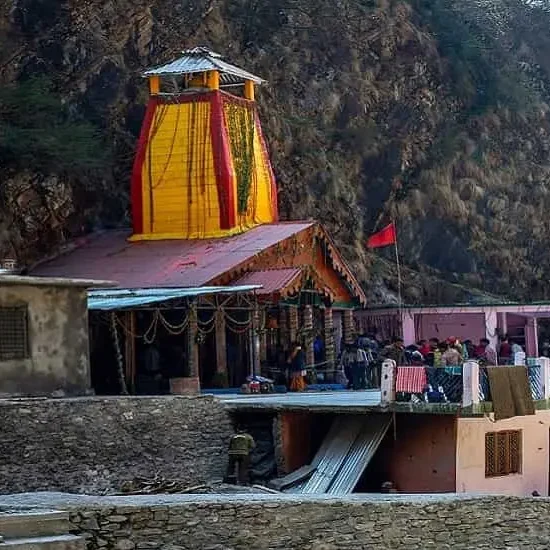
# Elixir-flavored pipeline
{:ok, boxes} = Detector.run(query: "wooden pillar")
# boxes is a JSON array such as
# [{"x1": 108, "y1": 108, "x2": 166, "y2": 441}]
[
  {"x1": 149, "y1": 76, "x2": 160, "y2": 95},
  {"x1": 207, "y1": 70, "x2": 220, "y2": 90},
  {"x1": 253, "y1": 305, "x2": 261, "y2": 376},
  {"x1": 124, "y1": 311, "x2": 136, "y2": 394},
  {"x1": 343, "y1": 309, "x2": 355, "y2": 345},
  {"x1": 215, "y1": 309, "x2": 227, "y2": 375},
  {"x1": 304, "y1": 305, "x2": 314, "y2": 368},
  {"x1": 244, "y1": 79, "x2": 255, "y2": 100},
  {"x1": 526, "y1": 317, "x2": 539, "y2": 358},
  {"x1": 260, "y1": 307, "x2": 267, "y2": 362},
  {"x1": 324, "y1": 307, "x2": 335, "y2": 369},
  {"x1": 288, "y1": 305, "x2": 298, "y2": 344},
  {"x1": 279, "y1": 307, "x2": 288, "y2": 351},
  {"x1": 184, "y1": 302, "x2": 200, "y2": 393}
]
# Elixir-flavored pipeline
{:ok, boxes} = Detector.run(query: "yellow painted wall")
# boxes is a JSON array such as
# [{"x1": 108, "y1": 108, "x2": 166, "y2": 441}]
[
  {"x1": 141, "y1": 100, "x2": 223, "y2": 238},
  {"x1": 136, "y1": 97, "x2": 276, "y2": 240}
]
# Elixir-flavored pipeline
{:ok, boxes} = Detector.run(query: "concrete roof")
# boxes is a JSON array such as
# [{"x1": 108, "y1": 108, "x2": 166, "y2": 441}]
[{"x1": 0, "y1": 275, "x2": 116, "y2": 289}]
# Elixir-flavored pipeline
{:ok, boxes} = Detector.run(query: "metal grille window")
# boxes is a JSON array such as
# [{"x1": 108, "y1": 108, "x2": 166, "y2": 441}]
[
  {"x1": 485, "y1": 430, "x2": 522, "y2": 477},
  {"x1": 0, "y1": 306, "x2": 29, "y2": 360}
]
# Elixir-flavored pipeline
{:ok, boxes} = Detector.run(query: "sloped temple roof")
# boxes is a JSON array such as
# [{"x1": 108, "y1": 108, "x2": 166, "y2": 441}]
[
  {"x1": 143, "y1": 47, "x2": 266, "y2": 86},
  {"x1": 29, "y1": 222, "x2": 366, "y2": 305}
]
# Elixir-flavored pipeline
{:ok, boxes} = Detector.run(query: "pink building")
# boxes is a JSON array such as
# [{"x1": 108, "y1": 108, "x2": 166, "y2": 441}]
[{"x1": 356, "y1": 303, "x2": 550, "y2": 357}]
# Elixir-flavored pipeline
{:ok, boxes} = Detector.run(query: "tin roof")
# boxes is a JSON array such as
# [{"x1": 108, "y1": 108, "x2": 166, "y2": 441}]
[
  {"x1": 143, "y1": 47, "x2": 266, "y2": 86},
  {"x1": 87, "y1": 285, "x2": 262, "y2": 310},
  {"x1": 230, "y1": 268, "x2": 302, "y2": 295},
  {"x1": 30, "y1": 223, "x2": 315, "y2": 289}
]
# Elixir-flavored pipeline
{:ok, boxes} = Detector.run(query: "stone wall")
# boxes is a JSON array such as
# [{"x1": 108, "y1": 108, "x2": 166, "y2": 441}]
[
  {"x1": 0, "y1": 282, "x2": 90, "y2": 397},
  {"x1": 0, "y1": 396, "x2": 233, "y2": 494},
  {"x1": 1, "y1": 492, "x2": 549, "y2": 550}
]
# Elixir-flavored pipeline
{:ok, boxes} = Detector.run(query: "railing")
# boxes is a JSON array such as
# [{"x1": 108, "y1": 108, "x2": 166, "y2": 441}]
[{"x1": 381, "y1": 357, "x2": 550, "y2": 407}]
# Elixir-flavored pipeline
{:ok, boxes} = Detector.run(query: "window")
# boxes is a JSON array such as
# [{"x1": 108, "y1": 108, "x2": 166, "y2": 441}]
[
  {"x1": 485, "y1": 430, "x2": 522, "y2": 477},
  {"x1": 0, "y1": 306, "x2": 29, "y2": 360}
]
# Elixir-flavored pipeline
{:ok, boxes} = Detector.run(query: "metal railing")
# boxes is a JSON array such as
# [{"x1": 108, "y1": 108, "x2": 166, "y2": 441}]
[
  {"x1": 478, "y1": 361, "x2": 546, "y2": 402},
  {"x1": 394, "y1": 365, "x2": 464, "y2": 404}
]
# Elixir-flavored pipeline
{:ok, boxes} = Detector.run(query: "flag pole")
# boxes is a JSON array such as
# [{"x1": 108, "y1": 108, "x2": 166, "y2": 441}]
[{"x1": 393, "y1": 218, "x2": 403, "y2": 331}]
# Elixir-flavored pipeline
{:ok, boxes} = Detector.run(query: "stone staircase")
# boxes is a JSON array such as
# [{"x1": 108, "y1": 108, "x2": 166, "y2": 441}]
[{"x1": 0, "y1": 510, "x2": 83, "y2": 550}]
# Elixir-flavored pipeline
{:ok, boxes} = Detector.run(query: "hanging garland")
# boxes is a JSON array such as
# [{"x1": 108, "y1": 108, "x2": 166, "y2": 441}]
[{"x1": 225, "y1": 100, "x2": 256, "y2": 214}]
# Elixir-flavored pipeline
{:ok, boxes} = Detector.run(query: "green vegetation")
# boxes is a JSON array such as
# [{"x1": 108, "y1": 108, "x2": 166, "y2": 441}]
[
  {"x1": 414, "y1": 0, "x2": 538, "y2": 114},
  {"x1": 0, "y1": 77, "x2": 109, "y2": 178}
]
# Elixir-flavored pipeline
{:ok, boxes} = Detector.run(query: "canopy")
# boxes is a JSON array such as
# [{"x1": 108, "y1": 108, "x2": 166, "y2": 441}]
[{"x1": 87, "y1": 285, "x2": 261, "y2": 311}]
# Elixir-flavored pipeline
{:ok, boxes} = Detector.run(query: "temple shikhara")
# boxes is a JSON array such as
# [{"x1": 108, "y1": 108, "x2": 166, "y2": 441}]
[
  {"x1": 132, "y1": 47, "x2": 277, "y2": 240},
  {"x1": 31, "y1": 47, "x2": 366, "y2": 393}
]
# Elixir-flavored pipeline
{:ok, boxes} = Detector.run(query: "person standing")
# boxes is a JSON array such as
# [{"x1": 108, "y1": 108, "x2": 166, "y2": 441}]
[
  {"x1": 475, "y1": 338, "x2": 497, "y2": 365},
  {"x1": 339, "y1": 344, "x2": 354, "y2": 388},
  {"x1": 382, "y1": 338, "x2": 407, "y2": 365},
  {"x1": 498, "y1": 335, "x2": 512, "y2": 365},
  {"x1": 225, "y1": 428, "x2": 256, "y2": 485},
  {"x1": 287, "y1": 342, "x2": 306, "y2": 392},
  {"x1": 352, "y1": 345, "x2": 369, "y2": 390}
]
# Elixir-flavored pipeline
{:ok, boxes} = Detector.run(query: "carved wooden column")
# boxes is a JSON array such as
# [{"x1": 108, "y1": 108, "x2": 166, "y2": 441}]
[
  {"x1": 324, "y1": 306, "x2": 335, "y2": 369},
  {"x1": 343, "y1": 309, "x2": 355, "y2": 345},
  {"x1": 304, "y1": 305, "x2": 314, "y2": 368},
  {"x1": 184, "y1": 302, "x2": 200, "y2": 393},
  {"x1": 215, "y1": 308, "x2": 227, "y2": 376},
  {"x1": 252, "y1": 304, "x2": 261, "y2": 376},
  {"x1": 260, "y1": 307, "x2": 267, "y2": 363},
  {"x1": 288, "y1": 305, "x2": 298, "y2": 344},
  {"x1": 279, "y1": 307, "x2": 288, "y2": 351}
]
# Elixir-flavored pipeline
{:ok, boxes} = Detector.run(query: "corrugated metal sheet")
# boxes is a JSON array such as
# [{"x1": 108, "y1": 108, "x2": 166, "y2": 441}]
[
  {"x1": 30, "y1": 223, "x2": 315, "y2": 289},
  {"x1": 87, "y1": 285, "x2": 261, "y2": 310},
  {"x1": 230, "y1": 268, "x2": 302, "y2": 295},
  {"x1": 301, "y1": 416, "x2": 363, "y2": 493},
  {"x1": 221, "y1": 390, "x2": 382, "y2": 409},
  {"x1": 327, "y1": 414, "x2": 392, "y2": 495},
  {"x1": 143, "y1": 47, "x2": 266, "y2": 84},
  {"x1": 282, "y1": 413, "x2": 392, "y2": 495}
]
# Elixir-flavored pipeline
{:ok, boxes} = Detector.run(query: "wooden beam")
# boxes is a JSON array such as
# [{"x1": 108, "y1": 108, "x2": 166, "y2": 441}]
[{"x1": 215, "y1": 309, "x2": 227, "y2": 375}]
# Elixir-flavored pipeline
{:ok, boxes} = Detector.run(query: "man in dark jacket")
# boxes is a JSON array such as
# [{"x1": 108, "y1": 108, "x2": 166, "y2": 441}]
[{"x1": 225, "y1": 428, "x2": 256, "y2": 485}]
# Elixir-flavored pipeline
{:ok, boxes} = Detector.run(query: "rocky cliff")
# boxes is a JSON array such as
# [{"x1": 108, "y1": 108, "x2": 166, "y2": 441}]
[{"x1": 1, "y1": 0, "x2": 550, "y2": 303}]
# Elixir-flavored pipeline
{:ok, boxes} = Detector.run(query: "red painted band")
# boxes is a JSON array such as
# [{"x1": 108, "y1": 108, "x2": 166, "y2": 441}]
[
  {"x1": 211, "y1": 91, "x2": 235, "y2": 228},
  {"x1": 130, "y1": 97, "x2": 158, "y2": 235}
]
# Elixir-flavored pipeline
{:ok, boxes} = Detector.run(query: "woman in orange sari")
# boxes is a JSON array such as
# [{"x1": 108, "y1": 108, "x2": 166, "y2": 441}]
[{"x1": 287, "y1": 342, "x2": 306, "y2": 392}]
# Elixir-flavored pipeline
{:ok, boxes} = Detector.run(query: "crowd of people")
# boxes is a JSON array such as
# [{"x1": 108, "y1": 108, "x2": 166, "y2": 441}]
[
  {"x1": 280, "y1": 331, "x2": 527, "y2": 394},
  {"x1": 336, "y1": 333, "x2": 526, "y2": 392}
]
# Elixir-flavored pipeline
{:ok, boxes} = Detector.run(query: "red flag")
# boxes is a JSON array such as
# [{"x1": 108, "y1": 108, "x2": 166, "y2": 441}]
[{"x1": 367, "y1": 223, "x2": 396, "y2": 249}]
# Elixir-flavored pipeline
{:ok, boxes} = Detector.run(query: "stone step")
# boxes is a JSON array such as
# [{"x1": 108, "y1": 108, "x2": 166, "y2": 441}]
[
  {"x1": 0, "y1": 534, "x2": 84, "y2": 550},
  {"x1": 0, "y1": 512, "x2": 70, "y2": 539}
]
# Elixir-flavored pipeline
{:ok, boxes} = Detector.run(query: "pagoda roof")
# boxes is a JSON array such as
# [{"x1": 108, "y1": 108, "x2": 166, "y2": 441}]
[{"x1": 143, "y1": 47, "x2": 266, "y2": 86}]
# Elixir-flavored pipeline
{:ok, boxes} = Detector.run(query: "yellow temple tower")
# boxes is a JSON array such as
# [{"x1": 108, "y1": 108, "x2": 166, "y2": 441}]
[{"x1": 130, "y1": 47, "x2": 278, "y2": 240}]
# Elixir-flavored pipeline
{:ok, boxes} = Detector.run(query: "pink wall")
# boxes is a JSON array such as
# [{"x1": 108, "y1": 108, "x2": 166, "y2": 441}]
[
  {"x1": 417, "y1": 313, "x2": 485, "y2": 343},
  {"x1": 456, "y1": 410, "x2": 550, "y2": 496}
]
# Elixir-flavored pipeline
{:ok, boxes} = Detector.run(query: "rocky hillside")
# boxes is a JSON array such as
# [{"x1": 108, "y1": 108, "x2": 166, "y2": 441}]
[{"x1": 1, "y1": 0, "x2": 550, "y2": 303}]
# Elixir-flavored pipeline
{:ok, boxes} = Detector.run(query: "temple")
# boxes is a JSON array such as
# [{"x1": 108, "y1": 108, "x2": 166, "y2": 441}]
[
  {"x1": 131, "y1": 47, "x2": 278, "y2": 240},
  {"x1": 30, "y1": 48, "x2": 366, "y2": 393}
]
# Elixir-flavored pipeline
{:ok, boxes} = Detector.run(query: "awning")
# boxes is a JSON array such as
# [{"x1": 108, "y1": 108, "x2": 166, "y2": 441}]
[
  {"x1": 87, "y1": 285, "x2": 262, "y2": 311},
  {"x1": 230, "y1": 268, "x2": 302, "y2": 295}
]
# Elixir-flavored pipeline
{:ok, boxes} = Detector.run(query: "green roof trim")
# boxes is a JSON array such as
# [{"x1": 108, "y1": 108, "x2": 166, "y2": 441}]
[{"x1": 364, "y1": 300, "x2": 550, "y2": 311}]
